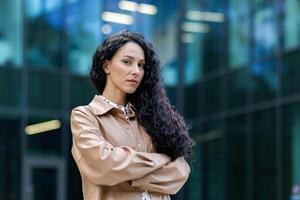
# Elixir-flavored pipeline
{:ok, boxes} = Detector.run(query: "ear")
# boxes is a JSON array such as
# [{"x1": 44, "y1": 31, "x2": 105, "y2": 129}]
[{"x1": 103, "y1": 60, "x2": 111, "y2": 74}]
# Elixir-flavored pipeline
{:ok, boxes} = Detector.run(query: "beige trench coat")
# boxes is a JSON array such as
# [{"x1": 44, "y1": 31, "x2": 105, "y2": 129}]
[{"x1": 70, "y1": 95, "x2": 191, "y2": 200}]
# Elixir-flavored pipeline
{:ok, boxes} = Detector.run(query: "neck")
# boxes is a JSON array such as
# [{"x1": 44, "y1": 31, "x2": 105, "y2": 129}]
[{"x1": 102, "y1": 88, "x2": 126, "y2": 106}]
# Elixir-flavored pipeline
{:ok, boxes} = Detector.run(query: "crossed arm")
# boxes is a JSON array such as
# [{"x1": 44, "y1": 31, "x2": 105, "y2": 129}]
[{"x1": 71, "y1": 107, "x2": 190, "y2": 195}]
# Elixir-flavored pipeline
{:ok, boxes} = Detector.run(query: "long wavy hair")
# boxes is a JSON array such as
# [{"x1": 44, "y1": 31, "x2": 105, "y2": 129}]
[{"x1": 90, "y1": 30, "x2": 193, "y2": 160}]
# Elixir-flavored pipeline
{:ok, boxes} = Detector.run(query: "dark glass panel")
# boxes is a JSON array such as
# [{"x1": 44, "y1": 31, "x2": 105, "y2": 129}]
[
  {"x1": 0, "y1": 117, "x2": 20, "y2": 200},
  {"x1": 28, "y1": 70, "x2": 63, "y2": 110},
  {"x1": 282, "y1": 51, "x2": 300, "y2": 97},
  {"x1": 226, "y1": 115, "x2": 247, "y2": 200},
  {"x1": 227, "y1": 68, "x2": 247, "y2": 108},
  {"x1": 69, "y1": 75, "x2": 96, "y2": 109},
  {"x1": 0, "y1": 68, "x2": 21, "y2": 107},
  {"x1": 253, "y1": 109, "x2": 277, "y2": 199},
  {"x1": 282, "y1": 103, "x2": 300, "y2": 199},
  {"x1": 204, "y1": 78, "x2": 220, "y2": 115}
]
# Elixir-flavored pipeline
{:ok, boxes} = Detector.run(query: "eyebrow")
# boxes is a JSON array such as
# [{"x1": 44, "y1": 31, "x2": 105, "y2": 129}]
[{"x1": 123, "y1": 55, "x2": 145, "y2": 62}]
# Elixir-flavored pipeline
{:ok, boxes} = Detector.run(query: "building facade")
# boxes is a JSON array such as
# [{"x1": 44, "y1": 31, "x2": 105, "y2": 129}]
[{"x1": 0, "y1": 0, "x2": 300, "y2": 200}]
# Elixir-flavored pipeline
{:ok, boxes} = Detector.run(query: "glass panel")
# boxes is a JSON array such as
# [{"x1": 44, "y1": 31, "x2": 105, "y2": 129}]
[
  {"x1": 227, "y1": 67, "x2": 247, "y2": 108},
  {"x1": 67, "y1": 150, "x2": 82, "y2": 199},
  {"x1": 250, "y1": 60, "x2": 278, "y2": 103},
  {"x1": 202, "y1": 121, "x2": 223, "y2": 200},
  {"x1": 253, "y1": 109, "x2": 276, "y2": 199},
  {"x1": 204, "y1": 78, "x2": 220, "y2": 115},
  {"x1": 26, "y1": 0, "x2": 63, "y2": 67},
  {"x1": 30, "y1": 168, "x2": 57, "y2": 200},
  {"x1": 283, "y1": 0, "x2": 300, "y2": 50},
  {"x1": 69, "y1": 75, "x2": 96, "y2": 109},
  {"x1": 202, "y1": 0, "x2": 226, "y2": 74},
  {"x1": 282, "y1": 51, "x2": 300, "y2": 97},
  {"x1": 253, "y1": 1, "x2": 278, "y2": 59},
  {"x1": 227, "y1": 115, "x2": 247, "y2": 200},
  {"x1": 228, "y1": 0, "x2": 250, "y2": 68},
  {"x1": 28, "y1": 71, "x2": 63, "y2": 110},
  {"x1": 26, "y1": 116, "x2": 62, "y2": 156},
  {"x1": 283, "y1": 103, "x2": 300, "y2": 199},
  {"x1": 0, "y1": 116, "x2": 20, "y2": 200},
  {"x1": 0, "y1": 68, "x2": 21, "y2": 107},
  {"x1": 184, "y1": 83, "x2": 202, "y2": 118},
  {"x1": 0, "y1": 0, "x2": 22, "y2": 66},
  {"x1": 66, "y1": 0, "x2": 102, "y2": 75}
]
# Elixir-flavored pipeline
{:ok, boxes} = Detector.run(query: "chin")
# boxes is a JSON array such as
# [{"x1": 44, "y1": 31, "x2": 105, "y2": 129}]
[{"x1": 126, "y1": 88, "x2": 137, "y2": 94}]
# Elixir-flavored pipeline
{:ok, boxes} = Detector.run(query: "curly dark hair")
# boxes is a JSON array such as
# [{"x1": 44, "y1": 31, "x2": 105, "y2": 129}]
[{"x1": 90, "y1": 30, "x2": 193, "y2": 160}]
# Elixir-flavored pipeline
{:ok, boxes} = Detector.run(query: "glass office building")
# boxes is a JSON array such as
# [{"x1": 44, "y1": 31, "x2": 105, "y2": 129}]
[{"x1": 1, "y1": 0, "x2": 300, "y2": 199}]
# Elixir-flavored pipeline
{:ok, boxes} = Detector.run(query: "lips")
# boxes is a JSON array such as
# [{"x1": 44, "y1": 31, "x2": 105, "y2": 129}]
[{"x1": 127, "y1": 79, "x2": 138, "y2": 84}]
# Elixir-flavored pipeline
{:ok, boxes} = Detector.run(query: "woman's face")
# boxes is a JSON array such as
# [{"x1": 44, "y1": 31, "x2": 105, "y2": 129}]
[{"x1": 104, "y1": 42, "x2": 145, "y2": 95}]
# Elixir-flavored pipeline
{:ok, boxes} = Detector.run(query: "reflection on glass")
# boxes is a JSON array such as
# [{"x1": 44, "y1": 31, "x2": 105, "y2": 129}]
[
  {"x1": 0, "y1": 117, "x2": 20, "y2": 199},
  {"x1": 28, "y1": 71, "x2": 62, "y2": 110},
  {"x1": 66, "y1": 0, "x2": 102, "y2": 75},
  {"x1": 26, "y1": 0, "x2": 63, "y2": 67},
  {"x1": 227, "y1": 68, "x2": 247, "y2": 108},
  {"x1": 0, "y1": 0, "x2": 22, "y2": 66},
  {"x1": 227, "y1": 115, "x2": 247, "y2": 200},
  {"x1": 283, "y1": 103, "x2": 300, "y2": 199},
  {"x1": 250, "y1": 60, "x2": 278, "y2": 103},
  {"x1": 183, "y1": 33, "x2": 203, "y2": 85},
  {"x1": 283, "y1": 0, "x2": 300, "y2": 49},
  {"x1": 282, "y1": 51, "x2": 300, "y2": 97},
  {"x1": 253, "y1": 109, "x2": 276, "y2": 199},
  {"x1": 254, "y1": 6, "x2": 278, "y2": 59},
  {"x1": 26, "y1": 116, "x2": 62, "y2": 156},
  {"x1": 228, "y1": 0, "x2": 249, "y2": 68}
]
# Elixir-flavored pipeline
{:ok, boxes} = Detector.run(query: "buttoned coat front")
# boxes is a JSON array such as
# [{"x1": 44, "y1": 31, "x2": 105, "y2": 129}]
[{"x1": 70, "y1": 95, "x2": 191, "y2": 200}]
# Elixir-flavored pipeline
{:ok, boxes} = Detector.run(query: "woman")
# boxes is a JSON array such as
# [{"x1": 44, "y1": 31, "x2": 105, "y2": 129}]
[{"x1": 71, "y1": 30, "x2": 193, "y2": 200}]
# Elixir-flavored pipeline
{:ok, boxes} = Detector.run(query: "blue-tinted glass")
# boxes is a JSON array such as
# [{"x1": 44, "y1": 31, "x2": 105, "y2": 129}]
[
  {"x1": 282, "y1": 51, "x2": 300, "y2": 97},
  {"x1": 26, "y1": 0, "x2": 63, "y2": 67},
  {"x1": 0, "y1": 0, "x2": 23, "y2": 67},
  {"x1": 283, "y1": 0, "x2": 300, "y2": 50},
  {"x1": 184, "y1": 83, "x2": 202, "y2": 118},
  {"x1": 253, "y1": 109, "x2": 276, "y2": 199},
  {"x1": 202, "y1": 0, "x2": 225, "y2": 74},
  {"x1": 283, "y1": 103, "x2": 300, "y2": 199},
  {"x1": 66, "y1": 0, "x2": 102, "y2": 75},
  {"x1": 227, "y1": 115, "x2": 247, "y2": 200},
  {"x1": 253, "y1": 3, "x2": 278, "y2": 59},
  {"x1": 228, "y1": 0, "x2": 250, "y2": 68},
  {"x1": 250, "y1": 60, "x2": 278, "y2": 103}
]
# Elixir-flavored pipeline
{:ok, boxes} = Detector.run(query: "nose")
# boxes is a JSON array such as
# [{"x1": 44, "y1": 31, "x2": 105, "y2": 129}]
[{"x1": 131, "y1": 64, "x2": 140, "y2": 75}]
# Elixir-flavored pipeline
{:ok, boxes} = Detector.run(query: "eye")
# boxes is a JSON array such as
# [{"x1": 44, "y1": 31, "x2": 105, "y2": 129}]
[
  {"x1": 138, "y1": 63, "x2": 145, "y2": 68},
  {"x1": 122, "y1": 60, "x2": 131, "y2": 65}
]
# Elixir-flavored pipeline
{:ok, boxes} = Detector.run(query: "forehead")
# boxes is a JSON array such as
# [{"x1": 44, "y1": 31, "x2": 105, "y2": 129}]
[{"x1": 114, "y1": 42, "x2": 145, "y2": 60}]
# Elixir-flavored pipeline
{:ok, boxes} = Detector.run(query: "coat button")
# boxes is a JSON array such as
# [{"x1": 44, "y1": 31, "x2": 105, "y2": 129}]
[{"x1": 125, "y1": 125, "x2": 129, "y2": 129}]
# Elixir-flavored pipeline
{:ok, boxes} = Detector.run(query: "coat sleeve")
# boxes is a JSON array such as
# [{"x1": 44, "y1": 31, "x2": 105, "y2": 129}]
[
  {"x1": 70, "y1": 107, "x2": 171, "y2": 186},
  {"x1": 131, "y1": 156, "x2": 191, "y2": 195}
]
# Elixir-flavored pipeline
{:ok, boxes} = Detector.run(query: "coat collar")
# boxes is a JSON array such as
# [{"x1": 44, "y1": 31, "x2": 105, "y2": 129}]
[{"x1": 88, "y1": 95, "x2": 136, "y2": 118}]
